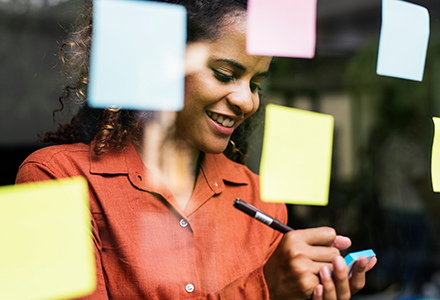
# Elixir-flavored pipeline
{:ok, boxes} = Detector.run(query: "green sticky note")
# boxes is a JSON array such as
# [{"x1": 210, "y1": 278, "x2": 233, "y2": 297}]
[
  {"x1": 431, "y1": 117, "x2": 440, "y2": 192},
  {"x1": 260, "y1": 104, "x2": 334, "y2": 205},
  {"x1": 0, "y1": 177, "x2": 96, "y2": 300}
]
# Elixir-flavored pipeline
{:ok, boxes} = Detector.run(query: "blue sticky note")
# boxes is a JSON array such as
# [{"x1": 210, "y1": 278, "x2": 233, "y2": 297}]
[
  {"x1": 344, "y1": 249, "x2": 376, "y2": 277},
  {"x1": 88, "y1": 0, "x2": 186, "y2": 110},
  {"x1": 377, "y1": 0, "x2": 429, "y2": 82}
]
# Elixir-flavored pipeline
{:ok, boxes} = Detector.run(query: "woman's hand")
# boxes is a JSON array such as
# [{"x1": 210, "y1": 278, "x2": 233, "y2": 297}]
[
  {"x1": 312, "y1": 255, "x2": 377, "y2": 300},
  {"x1": 263, "y1": 227, "x2": 377, "y2": 300}
]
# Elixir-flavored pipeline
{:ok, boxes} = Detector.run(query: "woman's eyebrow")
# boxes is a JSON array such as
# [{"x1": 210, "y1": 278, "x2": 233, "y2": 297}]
[
  {"x1": 215, "y1": 58, "x2": 269, "y2": 78},
  {"x1": 256, "y1": 71, "x2": 269, "y2": 78},
  {"x1": 215, "y1": 58, "x2": 246, "y2": 71}
]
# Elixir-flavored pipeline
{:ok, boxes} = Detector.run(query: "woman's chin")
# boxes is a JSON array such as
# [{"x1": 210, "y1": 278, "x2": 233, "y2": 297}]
[{"x1": 197, "y1": 142, "x2": 229, "y2": 155}]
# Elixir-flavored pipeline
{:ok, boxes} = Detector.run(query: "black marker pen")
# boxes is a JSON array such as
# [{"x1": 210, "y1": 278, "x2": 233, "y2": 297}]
[{"x1": 233, "y1": 198, "x2": 293, "y2": 234}]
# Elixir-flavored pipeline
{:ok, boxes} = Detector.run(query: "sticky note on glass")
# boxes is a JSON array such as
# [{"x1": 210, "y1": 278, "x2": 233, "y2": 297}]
[
  {"x1": 344, "y1": 249, "x2": 376, "y2": 278},
  {"x1": 260, "y1": 104, "x2": 334, "y2": 205},
  {"x1": 376, "y1": 0, "x2": 430, "y2": 82},
  {"x1": 431, "y1": 117, "x2": 440, "y2": 192},
  {"x1": 246, "y1": 0, "x2": 317, "y2": 58},
  {"x1": 0, "y1": 177, "x2": 95, "y2": 300},
  {"x1": 88, "y1": 0, "x2": 186, "y2": 110}
]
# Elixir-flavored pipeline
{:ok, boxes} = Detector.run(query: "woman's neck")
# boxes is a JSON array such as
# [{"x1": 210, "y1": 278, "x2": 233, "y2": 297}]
[{"x1": 132, "y1": 114, "x2": 201, "y2": 211}]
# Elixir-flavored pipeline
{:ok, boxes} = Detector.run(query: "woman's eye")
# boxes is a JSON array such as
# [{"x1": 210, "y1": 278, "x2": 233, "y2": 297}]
[
  {"x1": 213, "y1": 70, "x2": 234, "y2": 83},
  {"x1": 250, "y1": 82, "x2": 261, "y2": 93}
]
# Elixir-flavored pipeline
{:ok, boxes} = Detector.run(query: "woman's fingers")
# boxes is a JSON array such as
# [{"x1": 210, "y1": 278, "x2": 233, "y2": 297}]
[
  {"x1": 265, "y1": 227, "x2": 376, "y2": 300},
  {"x1": 332, "y1": 256, "x2": 351, "y2": 300},
  {"x1": 291, "y1": 227, "x2": 337, "y2": 247},
  {"x1": 317, "y1": 255, "x2": 377, "y2": 299},
  {"x1": 320, "y1": 266, "x2": 338, "y2": 300},
  {"x1": 312, "y1": 284, "x2": 324, "y2": 300},
  {"x1": 284, "y1": 245, "x2": 341, "y2": 265},
  {"x1": 283, "y1": 229, "x2": 342, "y2": 263},
  {"x1": 318, "y1": 256, "x2": 351, "y2": 300},
  {"x1": 349, "y1": 255, "x2": 378, "y2": 294},
  {"x1": 332, "y1": 235, "x2": 352, "y2": 250},
  {"x1": 365, "y1": 256, "x2": 377, "y2": 272}
]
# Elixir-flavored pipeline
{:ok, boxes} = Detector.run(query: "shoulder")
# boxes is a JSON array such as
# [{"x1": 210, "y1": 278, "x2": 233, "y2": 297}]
[
  {"x1": 16, "y1": 143, "x2": 91, "y2": 183},
  {"x1": 20, "y1": 143, "x2": 91, "y2": 171},
  {"x1": 22, "y1": 143, "x2": 90, "y2": 165}
]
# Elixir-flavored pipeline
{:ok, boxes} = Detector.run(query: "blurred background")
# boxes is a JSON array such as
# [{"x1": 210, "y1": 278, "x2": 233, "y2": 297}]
[{"x1": 2, "y1": 0, "x2": 440, "y2": 298}]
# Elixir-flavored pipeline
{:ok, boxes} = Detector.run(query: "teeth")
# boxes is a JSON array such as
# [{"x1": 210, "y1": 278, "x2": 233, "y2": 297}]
[{"x1": 207, "y1": 111, "x2": 236, "y2": 128}]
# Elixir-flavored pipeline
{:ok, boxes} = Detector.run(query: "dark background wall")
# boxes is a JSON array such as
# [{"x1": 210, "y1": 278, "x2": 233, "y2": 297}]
[{"x1": 0, "y1": 0, "x2": 76, "y2": 185}]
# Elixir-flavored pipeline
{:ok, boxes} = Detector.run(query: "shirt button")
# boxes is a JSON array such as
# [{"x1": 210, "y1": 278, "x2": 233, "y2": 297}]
[
  {"x1": 185, "y1": 283, "x2": 194, "y2": 293},
  {"x1": 179, "y1": 219, "x2": 188, "y2": 228},
  {"x1": 215, "y1": 182, "x2": 218, "y2": 187}
]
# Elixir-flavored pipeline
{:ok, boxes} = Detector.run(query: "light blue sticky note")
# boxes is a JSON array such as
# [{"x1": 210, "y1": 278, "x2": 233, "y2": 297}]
[
  {"x1": 88, "y1": 0, "x2": 186, "y2": 110},
  {"x1": 344, "y1": 249, "x2": 376, "y2": 277},
  {"x1": 377, "y1": 0, "x2": 429, "y2": 82}
]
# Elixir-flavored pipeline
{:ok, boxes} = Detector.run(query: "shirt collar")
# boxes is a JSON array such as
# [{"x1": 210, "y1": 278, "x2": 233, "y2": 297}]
[
  {"x1": 89, "y1": 140, "x2": 249, "y2": 193},
  {"x1": 89, "y1": 140, "x2": 165, "y2": 194},
  {"x1": 201, "y1": 152, "x2": 248, "y2": 194},
  {"x1": 89, "y1": 140, "x2": 130, "y2": 175}
]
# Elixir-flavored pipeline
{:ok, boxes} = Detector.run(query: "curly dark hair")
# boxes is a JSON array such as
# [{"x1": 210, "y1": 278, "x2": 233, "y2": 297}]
[{"x1": 42, "y1": 0, "x2": 266, "y2": 164}]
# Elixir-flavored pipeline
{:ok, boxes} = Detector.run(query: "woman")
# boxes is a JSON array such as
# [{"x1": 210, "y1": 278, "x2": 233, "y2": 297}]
[{"x1": 16, "y1": 0, "x2": 376, "y2": 299}]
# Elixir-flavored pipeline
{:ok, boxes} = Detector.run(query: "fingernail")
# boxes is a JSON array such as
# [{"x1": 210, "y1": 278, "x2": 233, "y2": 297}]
[
  {"x1": 321, "y1": 266, "x2": 331, "y2": 279},
  {"x1": 334, "y1": 255, "x2": 346, "y2": 271},
  {"x1": 315, "y1": 284, "x2": 323, "y2": 297}
]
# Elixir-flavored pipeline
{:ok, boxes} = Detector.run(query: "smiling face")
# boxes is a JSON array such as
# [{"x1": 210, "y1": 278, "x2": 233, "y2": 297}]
[{"x1": 175, "y1": 13, "x2": 272, "y2": 154}]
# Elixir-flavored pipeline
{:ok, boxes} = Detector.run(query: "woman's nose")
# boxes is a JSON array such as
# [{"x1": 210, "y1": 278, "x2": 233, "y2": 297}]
[{"x1": 226, "y1": 82, "x2": 255, "y2": 116}]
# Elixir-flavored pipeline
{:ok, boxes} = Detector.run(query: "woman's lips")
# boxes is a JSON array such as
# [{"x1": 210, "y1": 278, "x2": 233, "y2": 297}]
[
  {"x1": 206, "y1": 111, "x2": 236, "y2": 135},
  {"x1": 207, "y1": 111, "x2": 236, "y2": 128}
]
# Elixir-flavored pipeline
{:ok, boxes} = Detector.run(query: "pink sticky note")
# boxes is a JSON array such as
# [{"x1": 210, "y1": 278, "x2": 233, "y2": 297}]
[{"x1": 246, "y1": 0, "x2": 317, "y2": 58}]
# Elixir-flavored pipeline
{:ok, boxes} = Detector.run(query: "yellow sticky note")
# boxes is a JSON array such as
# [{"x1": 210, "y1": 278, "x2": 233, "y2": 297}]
[
  {"x1": 0, "y1": 177, "x2": 96, "y2": 300},
  {"x1": 431, "y1": 117, "x2": 440, "y2": 192},
  {"x1": 260, "y1": 104, "x2": 334, "y2": 205}
]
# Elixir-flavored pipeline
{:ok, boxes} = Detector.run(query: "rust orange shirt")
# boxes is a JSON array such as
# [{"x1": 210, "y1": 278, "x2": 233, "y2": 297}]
[{"x1": 16, "y1": 141, "x2": 287, "y2": 299}]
